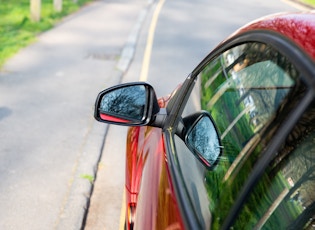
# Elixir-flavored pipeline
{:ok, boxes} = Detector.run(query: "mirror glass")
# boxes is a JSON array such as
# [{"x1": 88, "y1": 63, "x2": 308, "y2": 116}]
[
  {"x1": 99, "y1": 85, "x2": 147, "y2": 123},
  {"x1": 187, "y1": 116, "x2": 221, "y2": 167}
]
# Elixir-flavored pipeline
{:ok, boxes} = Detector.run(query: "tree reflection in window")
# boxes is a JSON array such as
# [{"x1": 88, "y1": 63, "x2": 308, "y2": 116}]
[
  {"x1": 233, "y1": 105, "x2": 315, "y2": 229},
  {"x1": 187, "y1": 116, "x2": 221, "y2": 166},
  {"x1": 198, "y1": 42, "x2": 300, "y2": 228},
  {"x1": 100, "y1": 85, "x2": 146, "y2": 122}
]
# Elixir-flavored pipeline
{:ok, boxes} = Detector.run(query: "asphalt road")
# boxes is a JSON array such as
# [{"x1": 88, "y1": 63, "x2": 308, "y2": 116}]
[
  {"x1": 147, "y1": 0, "x2": 302, "y2": 96},
  {"x1": 0, "y1": 0, "x2": 308, "y2": 229},
  {"x1": 86, "y1": 0, "x2": 305, "y2": 229},
  {"x1": 0, "y1": 0, "x2": 147, "y2": 229}
]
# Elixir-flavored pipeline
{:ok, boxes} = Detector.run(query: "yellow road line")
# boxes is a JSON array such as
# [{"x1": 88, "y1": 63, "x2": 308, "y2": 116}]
[
  {"x1": 139, "y1": 0, "x2": 166, "y2": 81},
  {"x1": 119, "y1": 189, "x2": 126, "y2": 230},
  {"x1": 119, "y1": 1, "x2": 166, "y2": 228}
]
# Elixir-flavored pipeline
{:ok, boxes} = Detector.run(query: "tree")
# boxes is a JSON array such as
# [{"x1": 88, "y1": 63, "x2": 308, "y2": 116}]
[{"x1": 30, "y1": 0, "x2": 41, "y2": 22}]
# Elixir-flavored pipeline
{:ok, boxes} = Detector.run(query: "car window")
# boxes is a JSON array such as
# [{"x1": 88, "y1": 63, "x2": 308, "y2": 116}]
[
  {"x1": 232, "y1": 103, "x2": 315, "y2": 229},
  {"x1": 173, "y1": 42, "x2": 304, "y2": 229}
]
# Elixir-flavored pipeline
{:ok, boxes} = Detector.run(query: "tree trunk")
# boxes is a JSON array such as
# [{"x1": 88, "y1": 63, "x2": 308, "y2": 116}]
[
  {"x1": 54, "y1": 0, "x2": 62, "y2": 12},
  {"x1": 30, "y1": 0, "x2": 41, "y2": 22},
  {"x1": 254, "y1": 188, "x2": 289, "y2": 230}
]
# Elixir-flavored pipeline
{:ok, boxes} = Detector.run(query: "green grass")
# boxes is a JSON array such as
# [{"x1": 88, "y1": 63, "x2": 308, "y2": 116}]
[
  {"x1": 0, "y1": 0, "x2": 92, "y2": 67},
  {"x1": 301, "y1": 0, "x2": 315, "y2": 6},
  {"x1": 80, "y1": 174, "x2": 95, "y2": 183}
]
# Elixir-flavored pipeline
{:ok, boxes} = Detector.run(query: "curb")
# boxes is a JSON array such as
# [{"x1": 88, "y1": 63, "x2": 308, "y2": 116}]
[
  {"x1": 117, "y1": 9, "x2": 149, "y2": 73},
  {"x1": 81, "y1": 1, "x2": 155, "y2": 229}
]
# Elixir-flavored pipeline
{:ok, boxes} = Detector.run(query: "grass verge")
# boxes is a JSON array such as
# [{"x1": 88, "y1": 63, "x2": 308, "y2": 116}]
[
  {"x1": 0, "y1": 0, "x2": 92, "y2": 68},
  {"x1": 300, "y1": 0, "x2": 315, "y2": 7}
]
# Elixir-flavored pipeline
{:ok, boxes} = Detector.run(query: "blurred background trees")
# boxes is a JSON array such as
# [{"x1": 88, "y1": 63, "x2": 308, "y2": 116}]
[
  {"x1": 30, "y1": 0, "x2": 80, "y2": 22},
  {"x1": 0, "y1": 0, "x2": 92, "y2": 67}
]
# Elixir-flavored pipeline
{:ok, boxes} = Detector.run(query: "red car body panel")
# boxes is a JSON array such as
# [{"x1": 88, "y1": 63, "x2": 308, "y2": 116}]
[
  {"x1": 235, "y1": 12, "x2": 315, "y2": 60},
  {"x1": 125, "y1": 96, "x2": 184, "y2": 230},
  {"x1": 125, "y1": 127, "x2": 183, "y2": 230},
  {"x1": 123, "y1": 13, "x2": 315, "y2": 230}
]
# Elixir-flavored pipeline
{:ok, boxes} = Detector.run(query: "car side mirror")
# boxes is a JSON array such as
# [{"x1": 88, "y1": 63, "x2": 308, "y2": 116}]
[
  {"x1": 184, "y1": 111, "x2": 223, "y2": 170},
  {"x1": 94, "y1": 82, "x2": 160, "y2": 126}
]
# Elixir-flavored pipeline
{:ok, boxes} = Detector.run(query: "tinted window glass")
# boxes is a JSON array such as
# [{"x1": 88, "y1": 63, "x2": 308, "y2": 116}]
[
  {"x1": 174, "y1": 42, "x2": 301, "y2": 228},
  {"x1": 233, "y1": 104, "x2": 315, "y2": 229}
]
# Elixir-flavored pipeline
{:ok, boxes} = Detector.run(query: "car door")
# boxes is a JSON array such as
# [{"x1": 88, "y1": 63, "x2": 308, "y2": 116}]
[{"x1": 164, "y1": 31, "x2": 315, "y2": 229}]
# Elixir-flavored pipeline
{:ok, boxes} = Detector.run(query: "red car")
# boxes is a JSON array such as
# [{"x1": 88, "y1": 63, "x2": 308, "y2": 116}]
[{"x1": 94, "y1": 12, "x2": 315, "y2": 230}]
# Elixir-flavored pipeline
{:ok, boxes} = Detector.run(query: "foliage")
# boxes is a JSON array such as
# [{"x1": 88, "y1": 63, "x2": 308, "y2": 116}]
[
  {"x1": 199, "y1": 42, "x2": 305, "y2": 228},
  {"x1": 0, "y1": 0, "x2": 92, "y2": 67},
  {"x1": 301, "y1": 0, "x2": 315, "y2": 7},
  {"x1": 80, "y1": 174, "x2": 95, "y2": 183}
]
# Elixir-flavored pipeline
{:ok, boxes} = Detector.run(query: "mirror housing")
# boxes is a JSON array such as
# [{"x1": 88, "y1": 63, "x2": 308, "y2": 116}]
[
  {"x1": 94, "y1": 82, "x2": 160, "y2": 126},
  {"x1": 183, "y1": 111, "x2": 223, "y2": 170}
]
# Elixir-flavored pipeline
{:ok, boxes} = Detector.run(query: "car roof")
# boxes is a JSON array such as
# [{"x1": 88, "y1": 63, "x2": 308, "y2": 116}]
[{"x1": 234, "y1": 12, "x2": 315, "y2": 61}]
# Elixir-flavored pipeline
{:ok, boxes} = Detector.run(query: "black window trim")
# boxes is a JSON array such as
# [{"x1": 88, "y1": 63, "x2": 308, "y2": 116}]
[
  {"x1": 163, "y1": 30, "x2": 315, "y2": 230},
  {"x1": 191, "y1": 30, "x2": 315, "y2": 88}
]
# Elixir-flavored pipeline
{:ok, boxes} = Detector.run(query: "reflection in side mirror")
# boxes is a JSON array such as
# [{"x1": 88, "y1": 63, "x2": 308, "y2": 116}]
[
  {"x1": 185, "y1": 112, "x2": 222, "y2": 170},
  {"x1": 94, "y1": 82, "x2": 160, "y2": 126},
  {"x1": 100, "y1": 85, "x2": 146, "y2": 122}
]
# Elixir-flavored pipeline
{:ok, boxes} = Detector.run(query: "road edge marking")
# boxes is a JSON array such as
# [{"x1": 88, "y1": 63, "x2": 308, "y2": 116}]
[
  {"x1": 119, "y1": 0, "x2": 166, "y2": 228},
  {"x1": 139, "y1": 0, "x2": 166, "y2": 81},
  {"x1": 119, "y1": 188, "x2": 126, "y2": 230}
]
